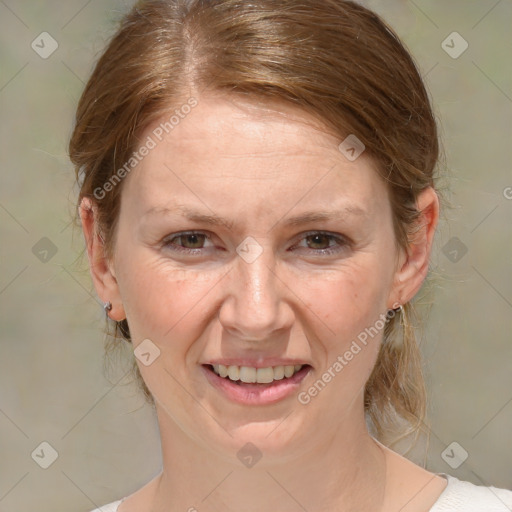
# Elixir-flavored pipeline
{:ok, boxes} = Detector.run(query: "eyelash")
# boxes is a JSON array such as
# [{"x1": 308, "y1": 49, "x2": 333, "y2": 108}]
[{"x1": 161, "y1": 230, "x2": 349, "y2": 256}]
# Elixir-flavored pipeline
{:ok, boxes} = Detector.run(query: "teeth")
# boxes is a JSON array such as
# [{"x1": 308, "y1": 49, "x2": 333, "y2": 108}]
[
  {"x1": 256, "y1": 367, "x2": 274, "y2": 384},
  {"x1": 273, "y1": 365, "x2": 285, "y2": 380},
  {"x1": 239, "y1": 366, "x2": 256, "y2": 383},
  {"x1": 211, "y1": 364, "x2": 304, "y2": 383},
  {"x1": 228, "y1": 365, "x2": 240, "y2": 381},
  {"x1": 284, "y1": 365, "x2": 295, "y2": 378}
]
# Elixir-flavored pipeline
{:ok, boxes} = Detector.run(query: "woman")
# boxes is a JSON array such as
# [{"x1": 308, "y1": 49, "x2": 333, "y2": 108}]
[{"x1": 69, "y1": 0, "x2": 512, "y2": 511}]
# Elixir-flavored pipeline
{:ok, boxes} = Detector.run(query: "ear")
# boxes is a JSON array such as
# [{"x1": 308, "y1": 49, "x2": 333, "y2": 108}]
[
  {"x1": 387, "y1": 186, "x2": 439, "y2": 308},
  {"x1": 79, "y1": 197, "x2": 126, "y2": 321}
]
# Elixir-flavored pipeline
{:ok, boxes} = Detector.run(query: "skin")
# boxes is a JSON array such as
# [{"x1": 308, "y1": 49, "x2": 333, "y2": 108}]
[{"x1": 80, "y1": 92, "x2": 446, "y2": 512}]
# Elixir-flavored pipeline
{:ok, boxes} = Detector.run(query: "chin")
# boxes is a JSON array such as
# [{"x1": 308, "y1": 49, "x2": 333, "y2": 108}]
[{"x1": 203, "y1": 414, "x2": 311, "y2": 466}]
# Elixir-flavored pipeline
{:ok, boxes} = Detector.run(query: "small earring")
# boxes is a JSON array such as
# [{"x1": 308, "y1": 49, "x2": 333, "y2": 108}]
[
  {"x1": 386, "y1": 303, "x2": 403, "y2": 321},
  {"x1": 103, "y1": 301, "x2": 112, "y2": 313}
]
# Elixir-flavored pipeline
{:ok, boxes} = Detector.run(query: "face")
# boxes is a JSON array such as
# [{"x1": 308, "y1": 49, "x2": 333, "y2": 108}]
[{"x1": 84, "y1": 93, "x2": 433, "y2": 463}]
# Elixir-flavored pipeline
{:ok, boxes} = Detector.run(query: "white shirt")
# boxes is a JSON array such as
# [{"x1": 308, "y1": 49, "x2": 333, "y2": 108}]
[
  {"x1": 430, "y1": 473, "x2": 512, "y2": 511},
  {"x1": 89, "y1": 473, "x2": 512, "y2": 511}
]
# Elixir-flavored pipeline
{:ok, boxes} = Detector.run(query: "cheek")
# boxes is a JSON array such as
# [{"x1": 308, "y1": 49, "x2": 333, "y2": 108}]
[
  {"x1": 115, "y1": 249, "x2": 225, "y2": 345},
  {"x1": 299, "y1": 258, "x2": 391, "y2": 339},
  {"x1": 298, "y1": 273, "x2": 388, "y2": 401},
  {"x1": 114, "y1": 253, "x2": 225, "y2": 409},
  {"x1": 296, "y1": 259, "x2": 393, "y2": 399}
]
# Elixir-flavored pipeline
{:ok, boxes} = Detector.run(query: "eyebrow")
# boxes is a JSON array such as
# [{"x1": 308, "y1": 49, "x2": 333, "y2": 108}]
[{"x1": 142, "y1": 204, "x2": 367, "y2": 230}]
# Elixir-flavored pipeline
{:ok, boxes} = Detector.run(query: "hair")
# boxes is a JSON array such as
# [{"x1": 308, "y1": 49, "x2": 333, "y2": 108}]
[{"x1": 69, "y1": 0, "x2": 443, "y2": 451}]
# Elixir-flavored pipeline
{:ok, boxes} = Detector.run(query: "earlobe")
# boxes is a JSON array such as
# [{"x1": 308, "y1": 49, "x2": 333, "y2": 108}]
[
  {"x1": 79, "y1": 197, "x2": 126, "y2": 321},
  {"x1": 388, "y1": 187, "x2": 439, "y2": 307}
]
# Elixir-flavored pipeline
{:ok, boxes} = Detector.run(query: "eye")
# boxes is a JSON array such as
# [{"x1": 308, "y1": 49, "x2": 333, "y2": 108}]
[
  {"x1": 162, "y1": 231, "x2": 214, "y2": 254},
  {"x1": 161, "y1": 230, "x2": 349, "y2": 256},
  {"x1": 293, "y1": 231, "x2": 349, "y2": 255}
]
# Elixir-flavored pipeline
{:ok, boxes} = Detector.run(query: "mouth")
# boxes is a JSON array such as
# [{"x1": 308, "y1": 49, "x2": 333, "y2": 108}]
[{"x1": 201, "y1": 363, "x2": 312, "y2": 405}]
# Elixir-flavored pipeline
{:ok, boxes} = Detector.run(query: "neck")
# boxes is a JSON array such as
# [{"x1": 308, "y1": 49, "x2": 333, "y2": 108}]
[{"x1": 149, "y1": 403, "x2": 387, "y2": 512}]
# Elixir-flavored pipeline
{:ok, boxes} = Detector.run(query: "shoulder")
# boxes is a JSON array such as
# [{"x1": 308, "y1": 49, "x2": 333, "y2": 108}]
[
  {"x1": 430, "y1": 473, "x2": 512, "y2": 511},
  {"x1": 88, "y1": 500, "x2": 123, "y2": 512}
]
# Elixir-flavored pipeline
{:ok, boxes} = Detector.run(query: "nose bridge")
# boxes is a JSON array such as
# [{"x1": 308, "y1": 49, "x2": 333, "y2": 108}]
[
  {"x1": 219, "y1": 239, "x2": 291, "y2": 338},
  {"x1": 240, "y1": 247, "x2": 276, "y2": 306}
]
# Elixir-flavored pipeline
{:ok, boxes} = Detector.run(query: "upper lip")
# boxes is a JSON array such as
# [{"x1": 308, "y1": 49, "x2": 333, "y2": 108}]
[{"x1": 202, "y1": 359, "x2": 311, "y2": 369}]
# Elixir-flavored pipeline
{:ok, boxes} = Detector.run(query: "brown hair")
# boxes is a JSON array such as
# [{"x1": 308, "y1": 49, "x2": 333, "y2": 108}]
[{"x1": 69, "y1": 0, "x2": 442, "y2": 449}]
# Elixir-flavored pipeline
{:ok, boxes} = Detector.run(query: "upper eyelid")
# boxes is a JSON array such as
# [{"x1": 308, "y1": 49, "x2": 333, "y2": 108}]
[{"x1": 163, "y1": 231, "x2": 214, "y2": 244}]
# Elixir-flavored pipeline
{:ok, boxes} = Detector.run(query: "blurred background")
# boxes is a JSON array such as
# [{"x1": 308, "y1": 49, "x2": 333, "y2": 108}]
[{"x1": 0, "y1": 0, "x2": 511, "y2": 510}]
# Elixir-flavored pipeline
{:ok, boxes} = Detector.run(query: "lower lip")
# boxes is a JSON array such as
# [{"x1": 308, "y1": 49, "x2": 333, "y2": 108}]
[{"x1": 201, "y1": 365, "x2": 312, "y2": 405}]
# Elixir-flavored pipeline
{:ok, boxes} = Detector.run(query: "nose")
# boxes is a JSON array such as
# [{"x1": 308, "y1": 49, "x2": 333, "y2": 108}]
[{"x1": 217, "y1": 242, "x2": 294, "y2": 341}]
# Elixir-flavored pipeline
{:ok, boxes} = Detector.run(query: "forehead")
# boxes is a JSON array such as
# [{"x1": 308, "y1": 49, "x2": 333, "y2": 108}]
[
  {"x1": 122, "y1": 93, "x2": 389, "y2": 221},
  {"x1": 147, "y1": 94, "x2": 343, "y2": 162}
]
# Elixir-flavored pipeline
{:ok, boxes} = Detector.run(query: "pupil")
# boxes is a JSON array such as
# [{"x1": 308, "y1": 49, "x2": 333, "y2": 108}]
[
  {"x1": 186, "y1": 234, "x2": 203, "y2": 248},
  {"x1": 309, "y1": 234, "x2": 328, "y2": 249}
]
